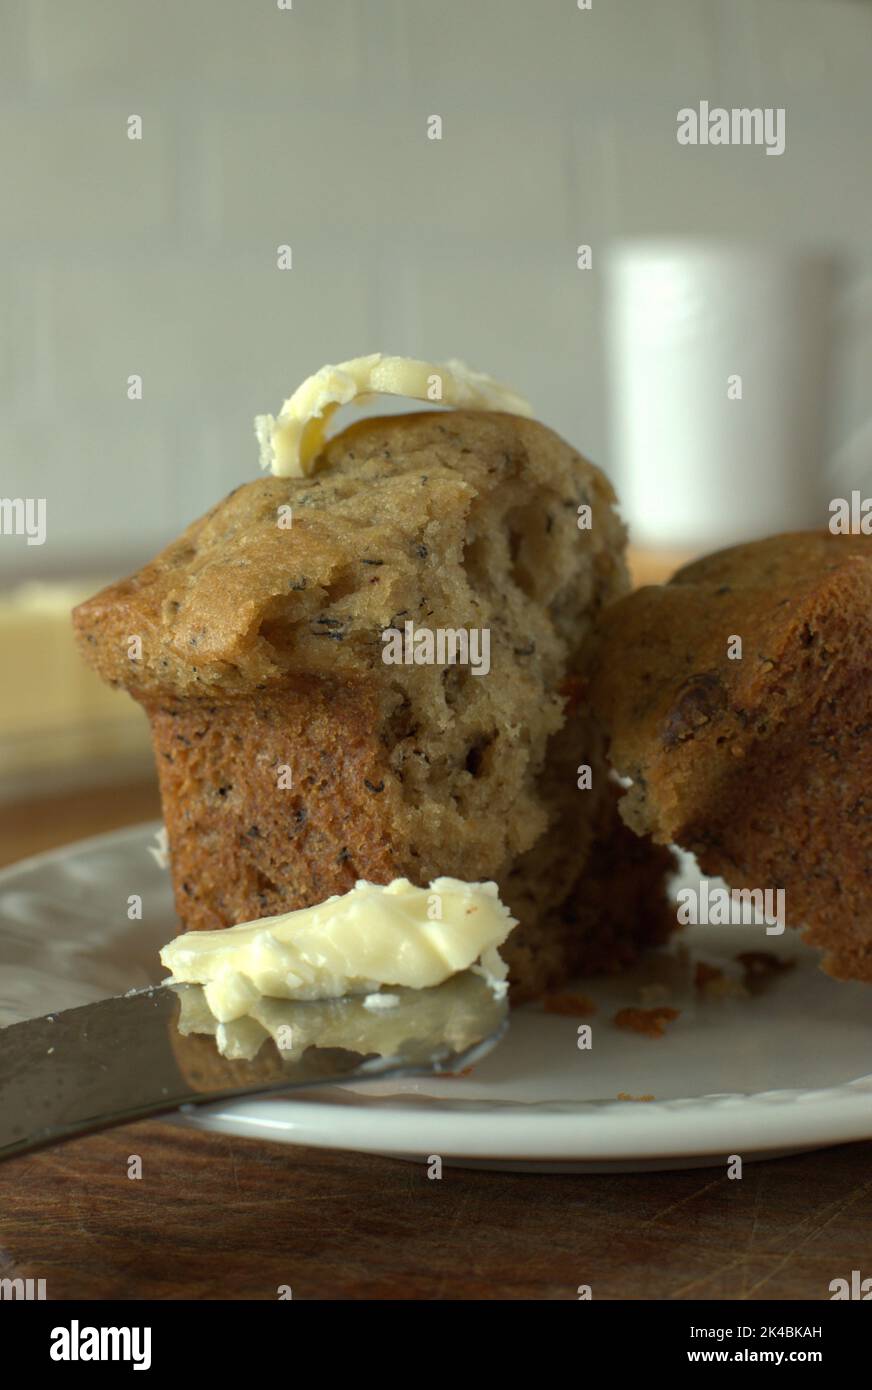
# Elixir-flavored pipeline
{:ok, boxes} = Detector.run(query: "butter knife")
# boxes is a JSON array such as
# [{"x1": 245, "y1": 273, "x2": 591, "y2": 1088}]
[{"x1": 0, "y1": 972, "x2": 507, "y2": 1162}]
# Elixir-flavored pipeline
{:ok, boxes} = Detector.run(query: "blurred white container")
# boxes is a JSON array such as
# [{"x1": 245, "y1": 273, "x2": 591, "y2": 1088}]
[{"x1": 604, "y1": 242, "x2": 837, "y2": 551}]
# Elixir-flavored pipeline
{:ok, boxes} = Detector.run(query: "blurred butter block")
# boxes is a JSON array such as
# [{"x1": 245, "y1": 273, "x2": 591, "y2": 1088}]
[
  {"x1": 0, "y1": 582, "x2": 151, "y2": 798},
  {"x1": 627, "y1": 546, "x2": 699, "y2": 590}
]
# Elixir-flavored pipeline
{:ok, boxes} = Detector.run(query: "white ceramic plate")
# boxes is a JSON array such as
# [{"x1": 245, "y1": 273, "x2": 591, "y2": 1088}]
[{"x1": 2, "y1": 822, "x2": 871, "y2": 1172}]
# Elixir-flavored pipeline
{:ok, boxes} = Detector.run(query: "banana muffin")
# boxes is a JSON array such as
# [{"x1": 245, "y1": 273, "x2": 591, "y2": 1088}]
[
  {"x1": 590, "y1": 531, "x2": 872, "y2": 983},
  {"x1": 74, "y1": 409, "x2": 675, "y2": 1000}
]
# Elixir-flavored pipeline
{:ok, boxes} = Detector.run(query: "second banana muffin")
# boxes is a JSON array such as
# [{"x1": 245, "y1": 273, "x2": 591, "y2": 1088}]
[{"x1": 590, "y1": 531, "x2": 872, "y2": 984}]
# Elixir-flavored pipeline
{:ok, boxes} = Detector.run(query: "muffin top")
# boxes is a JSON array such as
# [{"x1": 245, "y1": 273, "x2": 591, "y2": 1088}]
[
  {"x1": 594, "y1": 530, "x2": 872, "y2": 718},
  {"x1": 73, "y1": 409, "x2": 626, "y2": 702}
]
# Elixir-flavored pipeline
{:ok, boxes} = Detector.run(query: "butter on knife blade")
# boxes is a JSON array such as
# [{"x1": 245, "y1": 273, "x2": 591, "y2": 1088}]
[
  {"x1": 0, "y1": 974, "x2": 509, "y2": 1162},
  {"x1": 160, "y1": 877, "x2": 515, "y2": 1023}
]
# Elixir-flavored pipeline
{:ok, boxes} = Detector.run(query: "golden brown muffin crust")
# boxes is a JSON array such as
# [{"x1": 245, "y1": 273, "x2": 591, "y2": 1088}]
[{"x1": 591, "y1": 531, "x2": 872, "y2": 982}]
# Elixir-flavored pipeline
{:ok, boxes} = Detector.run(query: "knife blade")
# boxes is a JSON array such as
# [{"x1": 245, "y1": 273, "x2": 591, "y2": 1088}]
[{"x1": 0, "y1": 971, "x2": 508, "y2": 1162}]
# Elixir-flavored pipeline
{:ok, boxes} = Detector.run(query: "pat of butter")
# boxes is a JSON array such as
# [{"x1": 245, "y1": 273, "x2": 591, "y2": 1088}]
[
  {"x1": 160, "y1": 877, "x2": 514, "y2": 1022},
  {"x1": 254, "y1": 353, "x2": 532, "y2": 478}
]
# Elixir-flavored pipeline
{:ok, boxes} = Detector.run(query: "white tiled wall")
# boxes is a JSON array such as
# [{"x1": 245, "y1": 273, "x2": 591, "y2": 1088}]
[{"x1": 1, "y1": 0, "x2": 871, "y2": 577}]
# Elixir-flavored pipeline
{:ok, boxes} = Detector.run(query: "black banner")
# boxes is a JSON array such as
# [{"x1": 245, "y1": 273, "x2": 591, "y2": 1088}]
[{"x1": 1, "y1": 1297, "x2": 863, "y2": 1374}]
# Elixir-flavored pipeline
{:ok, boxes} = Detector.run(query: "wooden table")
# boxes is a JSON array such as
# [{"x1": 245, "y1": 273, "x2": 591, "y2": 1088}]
[{"x1": 1, "y1": 782, "x2": 870, "y2": 1301}]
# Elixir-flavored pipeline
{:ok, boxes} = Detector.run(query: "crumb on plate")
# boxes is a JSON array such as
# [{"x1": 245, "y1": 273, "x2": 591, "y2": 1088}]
[
  {"x1": 736, "y1": 951, "x2": 794, "y2": 994},
  {"x1": 613, "y1": 1005, "x2": 680, "y2": 1038}
]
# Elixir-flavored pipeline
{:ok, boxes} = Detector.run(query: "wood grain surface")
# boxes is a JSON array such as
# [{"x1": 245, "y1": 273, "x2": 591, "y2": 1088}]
[
  {"x1": 1, "y1": 779, "x2": 871, "y2": 1301},
  {"x1": 1, "y1": 1121, "x2": 870, "y2": 1300}
]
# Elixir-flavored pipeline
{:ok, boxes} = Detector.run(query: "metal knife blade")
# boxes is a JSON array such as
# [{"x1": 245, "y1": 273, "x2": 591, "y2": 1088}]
[{"x1": 0, "y1": 972, "x2": 508, "y2": 1161}]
